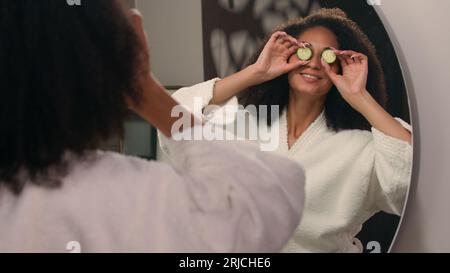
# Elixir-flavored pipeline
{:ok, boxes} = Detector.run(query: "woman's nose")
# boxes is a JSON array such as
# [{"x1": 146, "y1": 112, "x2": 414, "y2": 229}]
[{"x1": 307, "y1": 53, "x2": 323, "y2": 70}]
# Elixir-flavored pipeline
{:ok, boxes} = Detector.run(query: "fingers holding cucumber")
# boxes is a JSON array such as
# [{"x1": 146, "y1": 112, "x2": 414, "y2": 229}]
[
  {"x1": 253, "y1": 32, "x2": 308, "y2": 81},
  {"x1": 334, "y1": 50, "x2": 368, "y2": 66}
]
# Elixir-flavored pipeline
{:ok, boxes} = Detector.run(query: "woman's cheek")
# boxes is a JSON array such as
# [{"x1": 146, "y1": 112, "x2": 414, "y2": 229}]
[
  {"x1": 325, "y1": 79, "x2": 334, "y2": 90},
  {"x1": 320, "y1": 74, "x2": 335, "y2": 92}
]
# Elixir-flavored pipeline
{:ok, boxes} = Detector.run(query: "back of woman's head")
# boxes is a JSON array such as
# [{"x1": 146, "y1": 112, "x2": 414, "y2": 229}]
[{"x1": 0, "y1": 0, "x2": 144, "y2": 193}]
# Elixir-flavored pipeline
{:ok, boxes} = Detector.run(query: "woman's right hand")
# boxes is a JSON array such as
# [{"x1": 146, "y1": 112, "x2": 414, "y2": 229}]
[
  {"x1": 210, "y1": 32, "x2": 310, "y2": 106},
  {"x1": 252, "y1": 31, "x2": 310, "y2": 83}
]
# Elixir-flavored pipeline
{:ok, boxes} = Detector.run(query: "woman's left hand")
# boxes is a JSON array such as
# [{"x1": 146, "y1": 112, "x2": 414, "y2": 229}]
[
  {"x1": 323, "y1": 49, "x2": 412, "y2": 144},
  {"x1": 322, "y1": 50, "x2": 370, "y2": 111}
]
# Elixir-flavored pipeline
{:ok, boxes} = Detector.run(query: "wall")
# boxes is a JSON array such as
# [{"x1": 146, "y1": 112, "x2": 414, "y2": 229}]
[
  {"x1": 377, "y1": 0, "x2": 450, "y2": 252},
  {"x1": 136, "y1": 0, "x2": 204, "y2": 87}
]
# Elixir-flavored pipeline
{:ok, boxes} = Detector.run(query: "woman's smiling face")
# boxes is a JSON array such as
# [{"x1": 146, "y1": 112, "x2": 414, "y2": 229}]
[{"x1": 288, "y1": 26, "x2": 340, "y2": 97}]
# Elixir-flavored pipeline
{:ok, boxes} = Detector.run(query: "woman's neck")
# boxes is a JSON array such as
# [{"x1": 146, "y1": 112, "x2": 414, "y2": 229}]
[{"x1": 287, "y1": 90, "x2": 326, "y2": 142}]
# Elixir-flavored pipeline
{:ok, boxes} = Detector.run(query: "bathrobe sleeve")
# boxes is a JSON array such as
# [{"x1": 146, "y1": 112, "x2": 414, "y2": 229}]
[
  {"x1": 368, "y1": 118, "x2": 413, "y2": 216},
  {"x1": 158, "y1": 78, "x2": 239, "y2": 155},
  {"x1": 158, "y1": 127, "x2": 305, "y2": 252},
  {"x1": 171, "y1": 78, "x2": 237, "y2": 117}
]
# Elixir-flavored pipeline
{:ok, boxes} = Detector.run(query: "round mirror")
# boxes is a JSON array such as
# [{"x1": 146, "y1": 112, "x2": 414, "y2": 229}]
[{"x1": 137, "y1": 0, "x2": 414, "y2": 253}]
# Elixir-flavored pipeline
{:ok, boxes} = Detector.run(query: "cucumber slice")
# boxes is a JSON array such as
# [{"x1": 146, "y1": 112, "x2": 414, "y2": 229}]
[
  {"x1": 296, "y1": 47, "x2": 312, "y2": 61},
  {"x1": 322, "y1": 48, "x2": 337, "y2": 64}
]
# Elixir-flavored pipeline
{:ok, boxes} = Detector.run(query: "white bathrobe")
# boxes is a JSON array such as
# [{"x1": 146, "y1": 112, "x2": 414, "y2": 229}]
[
  {"x1": 165, "y1": 78, "x2": 413, "y2": 253},
  {"x1": 0, "y1": 129, "x2": 305, "y2": 253}
]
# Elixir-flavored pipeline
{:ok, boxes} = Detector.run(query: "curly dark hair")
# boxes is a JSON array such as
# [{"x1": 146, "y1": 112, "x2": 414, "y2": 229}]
[
  {"x1": 0, "y1": 0, "x2": 144, "y2": 194},
  {"x1": 238, "y1": 8, "x2": 387, "y2": 130}
]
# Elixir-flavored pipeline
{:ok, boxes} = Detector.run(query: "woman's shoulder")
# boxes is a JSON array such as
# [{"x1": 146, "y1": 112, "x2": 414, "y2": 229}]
[{"x1": 336, "y1": 128, "x2": 372, "y2": 138}]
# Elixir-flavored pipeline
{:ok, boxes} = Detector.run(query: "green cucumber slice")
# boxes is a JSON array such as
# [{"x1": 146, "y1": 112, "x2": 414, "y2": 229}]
[
  {"x1": 322, "y1": 48, "x2": 337, "y2": 64},
  {"x1": 296, "y1": 47, "x2": 312, "y2": 61}
]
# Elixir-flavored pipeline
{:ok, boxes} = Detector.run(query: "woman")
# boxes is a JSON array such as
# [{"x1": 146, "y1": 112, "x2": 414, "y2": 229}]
[
  {"x1": 0, "y1": 0, "x2": 306, "y2": 252},
  {"x1": 168, "y1": 8, "x2": 413, "y2": 252}
]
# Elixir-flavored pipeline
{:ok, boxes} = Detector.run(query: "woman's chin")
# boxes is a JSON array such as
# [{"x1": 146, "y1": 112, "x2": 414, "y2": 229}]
[{"x1": 292, "y1": 86, "x2": 327, "y2": 97}]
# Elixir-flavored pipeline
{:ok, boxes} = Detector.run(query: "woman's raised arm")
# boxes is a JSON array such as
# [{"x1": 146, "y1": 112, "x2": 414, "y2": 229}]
[
  {"x1": 322, "y1": 49, "x2": 412, "y2": 144},
  {"x1": 210, "y1": 31, "x2": 309, "y2": 105}
]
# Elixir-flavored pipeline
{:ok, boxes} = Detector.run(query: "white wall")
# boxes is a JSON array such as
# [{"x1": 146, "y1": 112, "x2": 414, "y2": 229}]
[
  {"x1": 377, "y1": 0, "x2": 450, "y2": 252},
  {"x1": 136, "y1": 0, "x2": 204, "y2": 87}
]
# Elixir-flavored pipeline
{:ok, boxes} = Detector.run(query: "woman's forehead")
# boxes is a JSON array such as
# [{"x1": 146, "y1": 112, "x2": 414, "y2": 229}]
[{"x1": 296, "y1": 27, "x2": 339, "y2": 49}]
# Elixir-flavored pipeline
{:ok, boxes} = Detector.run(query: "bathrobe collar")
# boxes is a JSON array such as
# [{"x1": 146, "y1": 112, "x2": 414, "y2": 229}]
[{"x1": 278, "y1": 109, "x2": 328, "y2": 154}]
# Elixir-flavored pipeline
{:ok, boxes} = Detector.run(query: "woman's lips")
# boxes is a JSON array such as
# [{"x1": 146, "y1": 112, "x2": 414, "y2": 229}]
[{"x1": 300, "y1": 73, "x2": 322, "y2": 83}]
